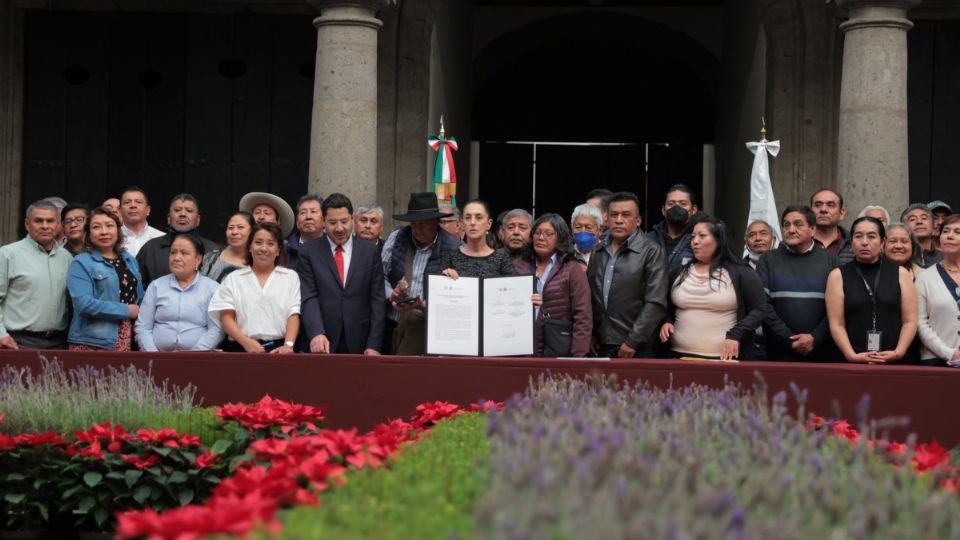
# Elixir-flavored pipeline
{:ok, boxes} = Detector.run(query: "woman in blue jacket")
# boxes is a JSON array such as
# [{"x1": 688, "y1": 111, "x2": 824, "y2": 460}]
[{"x1": 67, "y1": 207, "x2": 144, "y2": 351}]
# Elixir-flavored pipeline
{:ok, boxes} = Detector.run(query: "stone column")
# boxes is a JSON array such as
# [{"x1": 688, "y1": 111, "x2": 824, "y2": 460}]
[
  {"x1": 836, "y1": 0, "x2": 920, "y2": 219},
  {"x1": 307, "y1": 0, "x2": 389, "y2": 206}
]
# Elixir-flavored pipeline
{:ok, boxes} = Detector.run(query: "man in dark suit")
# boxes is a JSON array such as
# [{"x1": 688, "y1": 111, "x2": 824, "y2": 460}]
[{"x1": 299, "y1": 193, "x2": 385, "y2": 355}]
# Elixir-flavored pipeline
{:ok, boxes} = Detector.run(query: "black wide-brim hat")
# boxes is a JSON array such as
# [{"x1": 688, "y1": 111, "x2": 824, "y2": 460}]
[{"x1": 393, "y1": 192, "x2": 454, "y2": 222}]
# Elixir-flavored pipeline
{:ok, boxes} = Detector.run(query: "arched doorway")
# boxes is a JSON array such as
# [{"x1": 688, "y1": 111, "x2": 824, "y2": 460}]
[{"x1": 473, "y1": 12, "x2": 718, "y2": 225}]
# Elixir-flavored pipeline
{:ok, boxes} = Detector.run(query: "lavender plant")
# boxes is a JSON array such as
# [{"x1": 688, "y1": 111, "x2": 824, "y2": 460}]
[
  {"x1": 476, "y1": 374, "x2": 960, "y2": 539},
  {"x1": 0, "y1": 356, "x2": 216, "y2": 441}
]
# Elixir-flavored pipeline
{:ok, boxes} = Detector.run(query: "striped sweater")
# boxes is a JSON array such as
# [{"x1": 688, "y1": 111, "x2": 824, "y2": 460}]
[{"x1": 756, "y1": 243, "x2": 839, "y2": 354}]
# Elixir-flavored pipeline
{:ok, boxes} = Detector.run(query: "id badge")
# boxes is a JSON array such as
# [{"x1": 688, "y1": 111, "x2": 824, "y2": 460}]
[{"x1": 866, "y1": 331, "x2": 882, "y2": 352}]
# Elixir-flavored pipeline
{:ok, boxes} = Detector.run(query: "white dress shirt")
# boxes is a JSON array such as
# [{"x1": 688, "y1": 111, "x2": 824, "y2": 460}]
[
  {"x1": 121, "y1": 224, "x2": 165, "y2": 256},
  {"x1": 208, "y1": 266, "x2": 301, "y2": 341}
]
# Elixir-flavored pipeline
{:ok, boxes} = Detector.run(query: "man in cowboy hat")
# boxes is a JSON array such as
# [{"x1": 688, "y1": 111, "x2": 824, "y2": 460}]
[
  {"x1": 239, "y1": 192, "x2": 295, "y2": 238},
  {"x1": 380, "y1": 192, "x2": 461, "y2": 355}
]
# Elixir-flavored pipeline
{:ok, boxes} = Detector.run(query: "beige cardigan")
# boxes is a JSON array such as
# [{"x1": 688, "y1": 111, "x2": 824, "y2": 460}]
[{"x1": 916, "y1": 265, "x2": 960, "y2": 361}]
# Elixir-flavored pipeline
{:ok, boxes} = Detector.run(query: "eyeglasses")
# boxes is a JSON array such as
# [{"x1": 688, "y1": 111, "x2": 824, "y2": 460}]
[
  {"x1": 533, "y1": 230, "x2": 556, "y2": 239},
  {"x1": 63, "y1": 217, "x2": 87, "y2": 226},
  {"x1": 439, "y1": 219, "x2": 459, "y2": 224}
]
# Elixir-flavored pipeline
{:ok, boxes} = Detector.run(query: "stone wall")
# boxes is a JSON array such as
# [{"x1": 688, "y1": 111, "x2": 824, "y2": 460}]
[{"x1": 717, "y1": 0, "x2": 841, "y2": 245}]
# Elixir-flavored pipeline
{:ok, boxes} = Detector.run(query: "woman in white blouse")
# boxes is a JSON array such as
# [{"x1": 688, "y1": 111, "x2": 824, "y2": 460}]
[
  {"x1": 209, "y1": 222, "x2": 300, "y2": 354},
  {"x1": 916, "y1": 213, "x2": 960, "y2": 367}
]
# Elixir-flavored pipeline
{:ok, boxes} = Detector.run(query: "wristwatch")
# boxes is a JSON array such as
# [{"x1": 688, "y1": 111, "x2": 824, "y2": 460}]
[{"x1": 284, "y1": 341, "x2": 294, "y2": 348}]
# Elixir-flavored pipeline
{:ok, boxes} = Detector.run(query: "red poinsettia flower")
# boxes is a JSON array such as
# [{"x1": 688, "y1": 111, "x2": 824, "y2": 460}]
[
  {"x1": 66, "y1": 439, "x2": 105, "y2": 460},
  {"x1": 15, "y1": 431, "x2": 67, "y2": 447},
  {"x1": 75, "y1": 421, "x2": 130, "y2": 445},
  {"x1": 410, "y1": 401, "x2": 463, "y2": 429},
  {"x1": 830, "y1": 420, "x2": 860, "y2": 443},
  {"x1": 121, "y1": 453, "x2": 160, "y2": 470},
  {"x1": 116, "y1": 492, "x2": 279, "y2": 540},
  {"x1": 0, "y1": 433, "x2": 17, "y2": 451},
  {"x1": 469, "y1": 400, "x2": 504, "y2": 413},
  {"x1": 193, "y1": 450, "x2": 218, "y2": 469},
  {"x1": 135, "y1": 428, "x2": 202, "y2": 449},
  {"x1": 178, "y1": 433, "x2": 202, "y2": 447},
  {"x1": 297, "y1": 454, "x2": 347, "y2": 492},
  {"x1": 913, "y1": 440, "x2": 950, "y2": 472},
  {"x1": 216, "y1": 395, "x2": 326, "y2": 431},
  {"x1": 213, "y1": 465, "x2": 300, "y2": 503},
  {"x1": 886, "y1": 441, "x2": 908, "y2": 456},
  {"x1": 940, "y1": 476, "x2": 960, "y2": 493}
]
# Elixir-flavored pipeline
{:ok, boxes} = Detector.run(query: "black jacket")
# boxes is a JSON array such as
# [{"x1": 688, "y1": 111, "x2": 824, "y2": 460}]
[
  {"x1": 136, "y1": 230, "x2": 219, "y2": 287},
  {"x1": 587, "y1": 230, "x2": 668, "y2": 349},
  {"x1": 646, "y1": 211, "x2": 709, "y2": 274}
]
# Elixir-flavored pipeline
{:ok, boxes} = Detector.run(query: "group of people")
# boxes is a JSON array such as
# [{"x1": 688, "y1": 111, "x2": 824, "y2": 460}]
[{"x1": 1, "y1": 184, "x2": 958, "y2": 366}]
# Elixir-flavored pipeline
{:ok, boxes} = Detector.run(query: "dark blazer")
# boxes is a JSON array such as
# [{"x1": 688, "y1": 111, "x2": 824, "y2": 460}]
[{"x1": 299, "y1": 237, "x2": 386, "y2": 354}]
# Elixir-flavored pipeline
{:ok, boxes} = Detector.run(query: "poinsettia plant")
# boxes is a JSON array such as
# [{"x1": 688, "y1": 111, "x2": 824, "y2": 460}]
[
  {"x1": 116, "y1": 399, "x2": 477, "y2": 539},
  {"x1": 0, "y1": 421, "x2": 243, "y2": 532}
]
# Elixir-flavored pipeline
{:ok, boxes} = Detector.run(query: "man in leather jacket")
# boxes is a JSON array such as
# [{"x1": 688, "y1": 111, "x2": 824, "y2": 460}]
[{"x1": 587, "y1": 191, "x2": 668, "y2": 358}]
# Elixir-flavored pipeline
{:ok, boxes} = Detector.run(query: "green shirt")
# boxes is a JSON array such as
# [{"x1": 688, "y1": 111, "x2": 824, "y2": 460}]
[{"x1": 0, "y1": 237, "x2": 73, "y2": 337}]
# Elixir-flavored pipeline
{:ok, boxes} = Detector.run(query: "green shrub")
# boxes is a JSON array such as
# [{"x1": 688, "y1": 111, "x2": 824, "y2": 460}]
[{"x1": 275, "y1": 412, "x2": 490, "y2": 540}]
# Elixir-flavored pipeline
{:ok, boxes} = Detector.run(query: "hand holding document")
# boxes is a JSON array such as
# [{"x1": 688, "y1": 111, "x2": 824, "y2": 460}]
[{"x1": 426, "y1": 274, "x2": 534, "y2": 356}]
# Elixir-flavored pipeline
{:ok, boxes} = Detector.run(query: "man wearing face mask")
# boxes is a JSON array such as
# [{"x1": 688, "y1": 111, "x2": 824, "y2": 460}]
[
  {"x1": 645, "y1": 184, "x2": 708, "y2": 274},
  {"x1": 570, "y1": 203, "x2": 603, "y2": 266}
]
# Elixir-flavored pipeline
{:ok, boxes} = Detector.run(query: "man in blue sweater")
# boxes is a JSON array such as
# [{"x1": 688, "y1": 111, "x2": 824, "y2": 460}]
[{"x1": 757, "y1": 205, "x2": 839, "y2": 361}]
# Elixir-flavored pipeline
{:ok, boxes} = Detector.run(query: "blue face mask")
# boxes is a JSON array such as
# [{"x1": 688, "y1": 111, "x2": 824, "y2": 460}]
[{"x1": 573, "y1": 231, "x2": 597, "y2": 252}]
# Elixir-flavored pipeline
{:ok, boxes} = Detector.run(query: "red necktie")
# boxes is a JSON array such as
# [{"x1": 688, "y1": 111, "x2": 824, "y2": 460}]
[{"x1": 334, "y1": 245, "x2": 345, "y2": 285}]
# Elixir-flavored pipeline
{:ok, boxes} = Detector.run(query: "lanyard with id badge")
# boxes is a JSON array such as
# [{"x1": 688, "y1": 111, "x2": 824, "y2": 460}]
[{"x1": 853, "y1": 265, "x2": 883, "y2": 352}]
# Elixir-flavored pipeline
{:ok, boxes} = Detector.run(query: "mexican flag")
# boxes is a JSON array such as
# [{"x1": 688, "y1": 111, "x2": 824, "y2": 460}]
[{"x1": 429, "y1": 124, "x2": 458, "y2": 206}]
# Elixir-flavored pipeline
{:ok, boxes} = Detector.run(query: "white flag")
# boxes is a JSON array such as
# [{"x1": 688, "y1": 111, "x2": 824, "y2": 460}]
[{"x1": 745, "y1": 139, "x2": 782, "y2": 253}]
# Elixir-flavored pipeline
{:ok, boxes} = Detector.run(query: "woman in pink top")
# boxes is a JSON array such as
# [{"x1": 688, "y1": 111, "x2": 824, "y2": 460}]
[{"x1": 659, "y1": 218, "x2": 766, "y2": 360}]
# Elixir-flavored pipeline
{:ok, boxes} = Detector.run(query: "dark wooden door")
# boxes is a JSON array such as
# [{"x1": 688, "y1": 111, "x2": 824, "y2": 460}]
[
  {"x1": 22, "y1": 11, "x2": 316, "y2": 241},
  {"x1": 908, "y1": 20, "x2": 960, "y2": 208},
  {"x1": 479, "y1": 141, "x2": 703, "y2": 231}
]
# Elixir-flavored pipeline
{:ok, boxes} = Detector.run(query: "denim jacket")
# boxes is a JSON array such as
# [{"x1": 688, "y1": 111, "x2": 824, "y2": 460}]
[{"x1": 67, "y1": 250, "x2": 144, "y2": 349}]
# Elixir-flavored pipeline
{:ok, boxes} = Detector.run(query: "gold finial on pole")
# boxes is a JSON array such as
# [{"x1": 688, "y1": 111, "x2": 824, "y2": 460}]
[
  {"x1": 439, "y1": 115, "x2": 445, "y2": 139},
  {"x1": 760, "y1": 117, "x2": 767, "y2": 141}
]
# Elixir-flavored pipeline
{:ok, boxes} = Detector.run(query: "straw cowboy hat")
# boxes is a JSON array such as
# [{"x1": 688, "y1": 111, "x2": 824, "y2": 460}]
[{"x1": 239, "y1": 192, "x2": 295, "y2": 237}]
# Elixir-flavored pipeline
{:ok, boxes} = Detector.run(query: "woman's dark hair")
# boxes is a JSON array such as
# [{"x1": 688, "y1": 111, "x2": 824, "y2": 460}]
[
  {"x1": 245, "y1": 222, "x2": 287, "y2": 267},
  {"x1": 850, "y1": 216, "x2": 886, "y2": 240},
  {"x1": 673, "y1": 218, "x2": 742, "y2": 291},
  {"x1": 463, "y1": 199, "x2": 493, "y2": 220},
  {"x1": 171, "y1": 233, "x2": 206, "y2": 258},
  {"x1": 522, "y1": 213, "x2": 576, "y2": 260},
  {"x1": 227, "y1": 210, "x2": 255, "y2": 226},
  {"x1": 82, "y1": 207, "x2": 125, "y2": 255},
  {"x1": 463, "y1": 199, "x2": 496, "y2": 248}
]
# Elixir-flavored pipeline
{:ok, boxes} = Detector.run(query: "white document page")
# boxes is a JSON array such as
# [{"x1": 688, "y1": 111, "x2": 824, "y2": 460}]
[
  {"x1": 425, "y1": 274, "x2": 480, "y2": 356},
  {"x1": 482, "y1": 275, "x2": 534, "y2": 356}
]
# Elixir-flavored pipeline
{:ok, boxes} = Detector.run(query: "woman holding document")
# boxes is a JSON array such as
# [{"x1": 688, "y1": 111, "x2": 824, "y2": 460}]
[{"x1": 441, "y1": 200, "x2": 516, "y2": 279}]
